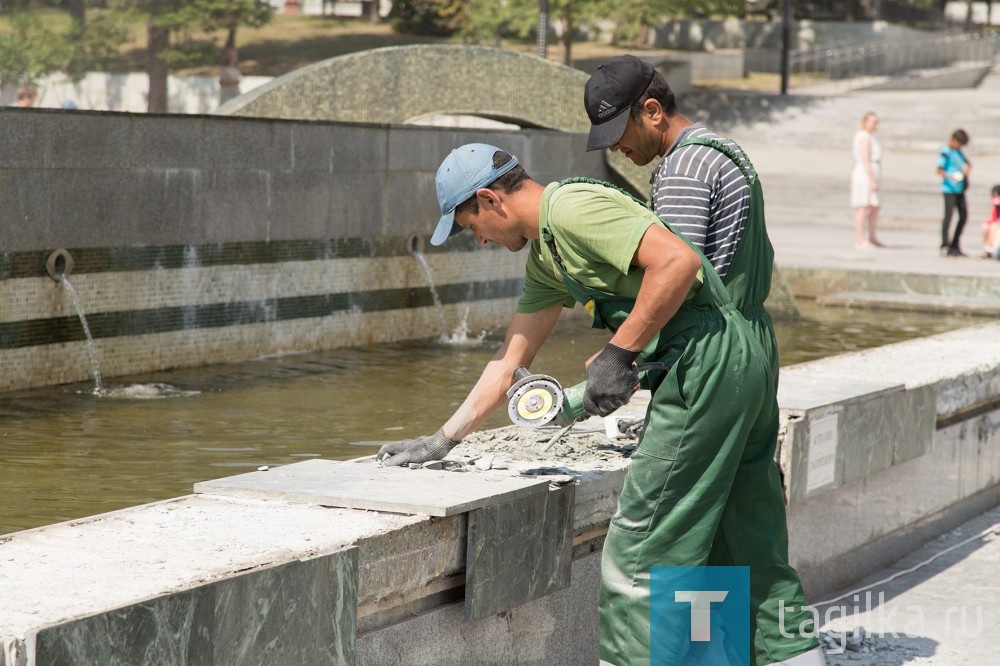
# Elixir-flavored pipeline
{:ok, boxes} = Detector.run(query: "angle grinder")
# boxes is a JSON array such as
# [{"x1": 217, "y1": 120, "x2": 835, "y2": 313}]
[
  {"x1": 506, "y1": 361, "x2": 670, "y2": 430},
  {"x1": 506, "y1": 365, "x2": 587, "y2": 430}
]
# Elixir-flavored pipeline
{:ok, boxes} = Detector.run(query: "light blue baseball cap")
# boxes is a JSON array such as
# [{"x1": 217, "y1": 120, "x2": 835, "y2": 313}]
[{"x1": 431, "y1": 143, "x2": 519, "y2": 246}]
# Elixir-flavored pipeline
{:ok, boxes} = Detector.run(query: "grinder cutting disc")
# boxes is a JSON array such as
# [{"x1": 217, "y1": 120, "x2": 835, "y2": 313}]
[{"x1": 507, "y1": 377, "x2": 563, "y2": 428}]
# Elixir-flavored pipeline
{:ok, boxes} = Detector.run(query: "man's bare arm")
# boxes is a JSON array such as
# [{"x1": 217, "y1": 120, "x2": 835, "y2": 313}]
[
  {"x1": 442, "y1": 304, "x2": 563, "y2": 440},
  {"x1": 609, "y1": 224, "x2": 701, "y2": 352}
]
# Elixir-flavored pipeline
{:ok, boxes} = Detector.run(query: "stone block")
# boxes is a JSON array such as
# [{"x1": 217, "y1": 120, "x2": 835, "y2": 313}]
[
  {"x1": 49, "y1": 169, "x2": 142, "y2": 247},
  {"x1": 267, "y1": 170, "x2": 335, "y2": 241},
  {"x1": 387, "y1": 127, "x2": 452, "y2": 171},
  {"x1": 780, "y1": 373, "x2": 934, "y2": 502},
  {"x1": 201, "y1": 119, "x2": 274, "y2": 171},
  {"x1": 33, "y1": 546, "x2": 358, "y2": 666},
  {"x1": 194, "y1": 459, "x2": 551, "y2": 517},
  {"x1": 131, "y1": 118, "x2": 206, "y2": 169},
  {"x1": 0, "y1": 170, "x2": 54, "y2": 252},
  {"x1": 0, "y1": 112, "x2": 54, "y2": 169},
  {"x1": 465, "y1": 483, "x2": 575, "y2": 622},
  {"x1": 358, "y1": 551, "x2": 600, "y2": 666},
  {"x1": 49, "y1": 114, "x2": 134, "y2": 169}
]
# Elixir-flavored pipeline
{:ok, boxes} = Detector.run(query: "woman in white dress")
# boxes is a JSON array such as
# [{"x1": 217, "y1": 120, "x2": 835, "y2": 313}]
[{"x1": 851, "y1": 111, "x2": 883, "y2": 248}]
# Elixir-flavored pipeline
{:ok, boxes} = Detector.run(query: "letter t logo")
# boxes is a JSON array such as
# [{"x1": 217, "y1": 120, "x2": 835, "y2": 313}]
[{"x1": 675, "y1": 590, "x2": 729, "y2": 641}]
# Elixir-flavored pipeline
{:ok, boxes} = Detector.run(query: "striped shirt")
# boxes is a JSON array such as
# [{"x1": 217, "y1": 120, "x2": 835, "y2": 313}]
[{"x1": 650, "y1": 125, "x2": 751, "y2": 280}]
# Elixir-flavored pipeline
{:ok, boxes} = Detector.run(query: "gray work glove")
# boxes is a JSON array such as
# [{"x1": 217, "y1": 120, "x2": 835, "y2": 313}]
[
  {"x1": 376, "y1": 428, "x2": 460, "y2": 467},
  {"x1": 584, "y1": 342, "x2": 640, "y2": 417}
]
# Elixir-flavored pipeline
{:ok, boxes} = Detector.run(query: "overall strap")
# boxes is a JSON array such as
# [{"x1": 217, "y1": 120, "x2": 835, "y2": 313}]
[
  {"x1": 674, "y1": 136, "x2": 759, "y2": 186},
  {"x1": 558, "y1": 177, "x2": 651, "y2": 208},
  {"x1": 543, "y1": 178, "x2": 648, "y2": 275}
]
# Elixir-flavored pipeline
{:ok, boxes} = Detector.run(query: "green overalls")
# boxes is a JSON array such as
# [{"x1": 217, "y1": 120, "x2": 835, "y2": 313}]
[
  {"x1": 540, "y1": 185, "x2": 818, "y2": 666},
  {"x1": 664, "y1": 136, "x2": 779, "y2": 380}
]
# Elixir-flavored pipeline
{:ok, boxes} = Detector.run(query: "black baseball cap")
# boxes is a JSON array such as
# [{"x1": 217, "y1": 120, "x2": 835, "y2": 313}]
[{"x1": 584, "y1": 55, "x2": 655, "y2": 152}]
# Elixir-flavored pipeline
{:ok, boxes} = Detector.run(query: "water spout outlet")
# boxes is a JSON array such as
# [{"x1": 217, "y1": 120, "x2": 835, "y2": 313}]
[
  {"x1": 406, "y1": 235, "x2": 424, "y2": 257},
  {"x1": 45, "y1": 249, "x2": 75, "y2": 281}
]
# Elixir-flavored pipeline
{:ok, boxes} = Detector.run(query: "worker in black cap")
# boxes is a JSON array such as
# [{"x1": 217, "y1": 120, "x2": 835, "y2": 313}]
[
  {"x1": 585, "y1": 56, "x2": 825, "y2": 666},
  {"x1": 585, "y1": 55, "x2": 778, "y2": 381}
]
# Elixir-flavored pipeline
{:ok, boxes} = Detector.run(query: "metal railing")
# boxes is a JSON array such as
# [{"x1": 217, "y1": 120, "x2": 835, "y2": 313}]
[
  {"x1": 790, "y1": 31, "x2": 996, "y2": 81},
  {"x1": 746, "y1": 30, "x2": 999, "y2": 89}
]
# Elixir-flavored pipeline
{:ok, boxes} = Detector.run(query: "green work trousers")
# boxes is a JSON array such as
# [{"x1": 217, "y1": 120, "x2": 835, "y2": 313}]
[{"x1": 598, "y1": 305, "x2": 818, "y2": 666}]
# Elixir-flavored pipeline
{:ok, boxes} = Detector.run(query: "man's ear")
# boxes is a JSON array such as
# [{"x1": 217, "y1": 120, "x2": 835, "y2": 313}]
[
  {"x1": 643, "y1": 98, "x2": 665, "y2": 121},
  {"x1": 477, "y1": 188, "x2": 501, "y2": 207}
]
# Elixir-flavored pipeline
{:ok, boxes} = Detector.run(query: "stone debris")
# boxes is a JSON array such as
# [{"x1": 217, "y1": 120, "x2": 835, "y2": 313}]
[
  {"x1": 474, "y1": 454, "x2": 496, "y2": 471},
  {"x1": 820, "y1": 628, "x2": 929, "y2": 665}
]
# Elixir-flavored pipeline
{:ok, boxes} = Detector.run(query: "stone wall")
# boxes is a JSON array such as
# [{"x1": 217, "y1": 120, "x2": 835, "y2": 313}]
[
  {"x1": 0, "y1": 108, "x2": 606, "y2": 392},
  {"x1": 219, "y1": 45, "x2": 595, "y2": 131}
]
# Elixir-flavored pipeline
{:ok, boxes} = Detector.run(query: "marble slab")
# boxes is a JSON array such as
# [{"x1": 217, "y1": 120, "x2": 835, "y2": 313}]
[
  {"x1": 783, "y1": 384, "x2": 936, "y2": 503},
  {"x1": 33, "y1": 546, "x2": 358, "y2": 666},
  {"x1": 194, "y1": 458, "x2": 551, "y2": 517},
  {"x1": 465, "y1": 483, "x2": 575, "y2": 622},
  {"x1": 778, "y1": 374, "x2": 903, "y2": 412}
]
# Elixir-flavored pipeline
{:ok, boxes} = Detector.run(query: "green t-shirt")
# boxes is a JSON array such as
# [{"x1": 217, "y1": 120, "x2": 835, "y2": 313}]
[{"x1": 517, "y1": 182, "x2": 703, "y2": 314}]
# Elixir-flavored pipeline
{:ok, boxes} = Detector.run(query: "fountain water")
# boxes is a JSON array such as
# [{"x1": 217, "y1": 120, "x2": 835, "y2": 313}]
[
  {"x1": 407, "y1": 236, "x2": 449, "y2": 338},
  {"x1": 45, "y1": 250, "x2": 104, "y2": 393},
  {"x1": 57, "y1": 274, "x2": 104, "y2": 393},
  {"x1": 407, "y1": 239, "x2": 490, "y2": 346}
]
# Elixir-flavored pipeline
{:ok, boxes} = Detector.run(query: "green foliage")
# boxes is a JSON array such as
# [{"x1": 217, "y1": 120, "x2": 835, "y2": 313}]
[
  {"x1": 0, "y1": 11, "x2": 72, "y2": 84},
  {"x1": 64, "y1": 10, "x2": 132, "y2": 80},
  {"x1": 459, "y1": 0, "x2": 537, "y2": 43},
  {"x1": 390, "y1": 0, "x2": 466, "y2": 37},
  {"x1": 119, "y1": 0, "x2": 273, "y2": 67}
]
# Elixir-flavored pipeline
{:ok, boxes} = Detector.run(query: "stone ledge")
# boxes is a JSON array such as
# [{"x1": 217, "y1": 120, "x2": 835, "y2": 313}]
[{"x1": 817, "y1": 290, "x2": 1000, "y2": 316}]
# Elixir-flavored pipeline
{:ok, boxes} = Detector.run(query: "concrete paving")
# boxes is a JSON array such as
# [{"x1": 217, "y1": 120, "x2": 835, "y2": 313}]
[
  {"x1": 713, "y1": 68, "x2": 1000, "y2": 665},
  {"x1": 721, "y1": 69, "x2": 1000, "y2": 278}
]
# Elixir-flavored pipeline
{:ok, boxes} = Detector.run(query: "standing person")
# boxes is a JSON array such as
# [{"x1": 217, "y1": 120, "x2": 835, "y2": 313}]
[
  {"x1": 937, "y1": 129, "x2": 972, "y2": 257},
  {"x1": 218, "y1": 47, "x2": 242, "y2": 106},
  {"x1": 583, "y1": 55, "x2": 779, "y2": 379},
  {"x1": 850, "y1": 111, "x2": 883, "y2": 249},
  {"x1": 982, "y1": 184, "x2": 1000, "y2": 259},
  {"x1": 376, "y1": 143, "x2": 824, "y2": 666},
  {"x1": 14, "y1": 84, "x2": 36, "y2": 108}
]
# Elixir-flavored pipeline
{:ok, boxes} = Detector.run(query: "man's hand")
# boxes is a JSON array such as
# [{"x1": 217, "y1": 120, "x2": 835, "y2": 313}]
[
  {"x1": 376, "y1": 428, "x2": 460, "y2": 467},
  {"x1": 583, "y1": 342, "x2": 640, "y2": 417}
]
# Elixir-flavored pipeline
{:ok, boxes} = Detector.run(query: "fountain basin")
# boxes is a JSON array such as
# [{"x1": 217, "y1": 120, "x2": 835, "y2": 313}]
[{"x1": 2, "y1": 321, "x2": 1000, "y2": 664}]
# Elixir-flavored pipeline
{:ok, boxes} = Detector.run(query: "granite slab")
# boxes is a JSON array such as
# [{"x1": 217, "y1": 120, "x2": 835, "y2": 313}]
[
  {"x1": 33, "y1": 546, "x2": 358, "y2": 666},
  {"x1": 193, "y1": 458, "x2": 551, "y2": 517},
  {"x1": 777, "y1": 374, "x2": 903, "y2": 411},
  {"x1": 465, "y1": 484, "x2": 575, "y2": 622}
]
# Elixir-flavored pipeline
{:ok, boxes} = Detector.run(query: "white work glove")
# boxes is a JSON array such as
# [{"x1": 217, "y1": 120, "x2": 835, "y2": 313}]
[{"x1": 376, "y1": 428, "x2": 460, "y2": 467}]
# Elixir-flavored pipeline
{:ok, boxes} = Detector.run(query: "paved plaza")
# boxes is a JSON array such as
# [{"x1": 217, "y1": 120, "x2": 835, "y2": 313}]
[{"x1": 723, "y1": 70, "x2": 1000, "y2": 665}]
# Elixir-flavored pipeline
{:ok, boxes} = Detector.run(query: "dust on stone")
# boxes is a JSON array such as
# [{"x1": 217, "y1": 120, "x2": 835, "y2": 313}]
[{"x1": 408, "y1": 419, "x2": 638, "y2": 479}]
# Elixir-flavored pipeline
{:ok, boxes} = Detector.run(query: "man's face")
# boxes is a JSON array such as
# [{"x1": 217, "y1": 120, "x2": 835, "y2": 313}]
[
  {"x1": 608, "y1": 110, "x2": 661, "y2": 166},
  {"x1": 455, "y1": 193, "x2": 527, "y2": 252}
]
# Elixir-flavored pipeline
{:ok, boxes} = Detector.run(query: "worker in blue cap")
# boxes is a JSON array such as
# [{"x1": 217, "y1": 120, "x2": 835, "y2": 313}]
[{"x1": 376, "y1": 143, "x2": 823, "y2": 665}]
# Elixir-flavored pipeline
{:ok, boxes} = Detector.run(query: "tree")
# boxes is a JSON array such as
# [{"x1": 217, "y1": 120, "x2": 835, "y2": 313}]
[
  {"x1": 0, "y1": 10, "x2": 70, "y2": 86},
  {"x1": 459, "y1": 0, "x2": 617, "y2": 65},
  {"x1": 0, "y1": 1, "x2": 129, "y2": 87},
  {"x1": 118, "y1": 0, "x2": 272, "y2": 113},
  {"x1": 458, "y1": 0, "x2": 680, "y2": 65},
  {"x1": 390, "y1": 0, "x2": 465, "y2": 36}
]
